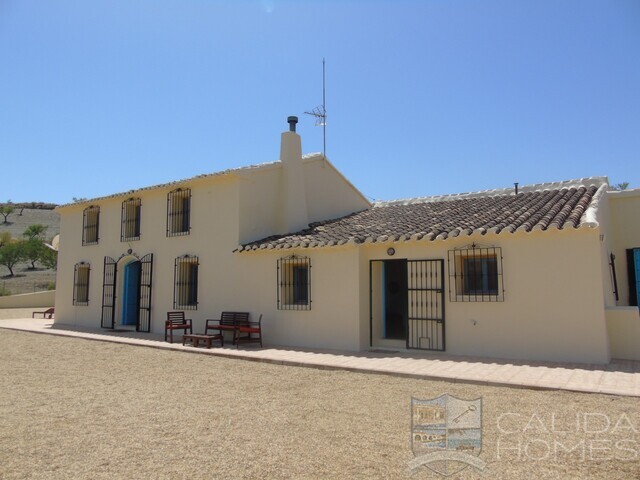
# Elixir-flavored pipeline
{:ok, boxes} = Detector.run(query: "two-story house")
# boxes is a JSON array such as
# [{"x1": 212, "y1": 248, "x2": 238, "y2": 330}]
[{"x1": 54, "y1": 118, "x2": 640, "y2": 364}]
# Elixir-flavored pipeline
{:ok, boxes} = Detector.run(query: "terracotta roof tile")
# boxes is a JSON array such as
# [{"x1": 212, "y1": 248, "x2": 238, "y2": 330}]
[{"x1": 239, "y1": 179, "x2": 607, "y2": 252}]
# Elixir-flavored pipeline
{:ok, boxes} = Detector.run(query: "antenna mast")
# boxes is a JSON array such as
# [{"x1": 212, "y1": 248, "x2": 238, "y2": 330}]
[{"x1": 305, "y1": 58, "x2": 327, "y2": 159}]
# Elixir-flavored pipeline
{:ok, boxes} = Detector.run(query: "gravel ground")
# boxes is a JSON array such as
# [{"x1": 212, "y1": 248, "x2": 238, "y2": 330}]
[{"x1": 0, "y1": 330, "x2": 638, "y2": 480}]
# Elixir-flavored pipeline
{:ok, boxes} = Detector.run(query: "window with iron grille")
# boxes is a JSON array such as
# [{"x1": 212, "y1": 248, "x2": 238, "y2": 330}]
[
  {"x1": 82, "y1": 206, "x2": 100, "y2": 245},
  {"x1": 277, "y1": 255, "x2": 311, "y2": 310},
  {"x1": 167, "y1": 188, "x2": 191, "y2": 237},
  {"x1": 448, "y1": 245, "x2": 504, "y2": 302},
  {"x1": 121, "y1": 198, "x2": 141, "y2": 241},
  {"x1": 174, "y1": 255, "x2": 199, "y2": 310},
  {"x1": 73, "y1": 262, "x2": 90, "y2": 306}
]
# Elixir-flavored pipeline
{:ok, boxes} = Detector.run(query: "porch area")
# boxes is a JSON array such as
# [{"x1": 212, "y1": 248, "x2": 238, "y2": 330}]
[{"x1": 1, "y1": 308, "x2": 639, "y2": 397}]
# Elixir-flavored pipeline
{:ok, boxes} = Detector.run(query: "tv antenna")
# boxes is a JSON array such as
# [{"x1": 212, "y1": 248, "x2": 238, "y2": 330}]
[{"x1": 305, "y1": 58, "x2": 327, "y2": 159}]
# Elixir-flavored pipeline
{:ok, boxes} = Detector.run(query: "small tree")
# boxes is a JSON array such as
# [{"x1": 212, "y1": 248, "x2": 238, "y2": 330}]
[
  {"x1": 23, "y1": 238, "x2": 44, "y2": 270},
  {"x1": 0, "y1": 241, "x2": 25, "y2": 276},
  {"x1": 23, "y1": 224, "x2": 48, "y2": 240},
  {"x1": 40, "y1": 246, "x2": 58, "y2": 270},
  {"x1": 0, "y1": 205, "x2": 14, "y2": 224}
]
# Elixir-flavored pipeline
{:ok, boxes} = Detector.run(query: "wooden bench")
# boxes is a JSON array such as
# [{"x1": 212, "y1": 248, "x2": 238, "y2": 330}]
[
  {"x1": 205, "y1": 312, "x2": 250, "y2": 345},
  {"x1": 32, "y1": 307, "x2": 54, "y2": 319},
  {"x1": 182, "y1": 333, "x2": 223, "y2": 349},
  {"x1": 235, "y1": 314, "x2": 263, "y2": 348},
  {"x1": 165, "y1": 311, "x2": 193, "y2": 343}
]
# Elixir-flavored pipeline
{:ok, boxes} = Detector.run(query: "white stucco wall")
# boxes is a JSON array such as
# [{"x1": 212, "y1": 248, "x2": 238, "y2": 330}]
[
  {"x1": 606, "y1": 306, "x2": 640, "y2": 360},
  {"x1": 358, "y1": 228, "x2": 611, "y2": 364},
  {"x1": 54, "y1": 173, "x2": 242, "y2": 331},
  {"x1": 607, "y1": 189, "x2": 640, "y2": 306},
  {"x1": 0, "y1": 290, "x2": 55, "y2": 308},
  {"x1": 233, "y1": 247, "x2": 362, "y2": 351},
  {"x1": 54, "y1": 150, "x2": 368, "y2": 352},
  {"x1": 303, "y1": 157, "x2": 370, "y2": 223}
]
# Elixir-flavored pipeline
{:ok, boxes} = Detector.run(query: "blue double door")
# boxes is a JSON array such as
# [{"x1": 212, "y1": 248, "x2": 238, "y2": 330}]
[{"x1": 101, "y1": 254, "x2": 153, "y2": 332}]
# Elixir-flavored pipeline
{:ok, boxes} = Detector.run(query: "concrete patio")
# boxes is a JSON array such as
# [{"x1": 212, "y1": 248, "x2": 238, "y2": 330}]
[{"x1": 1, "y1": 310, "x2": 638, "y2": 397}]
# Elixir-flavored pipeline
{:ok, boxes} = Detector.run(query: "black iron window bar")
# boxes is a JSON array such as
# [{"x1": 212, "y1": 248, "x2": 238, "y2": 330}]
[
  {"x1": 82, "y1": 206, "x2": 100, "y2": 246},
  {"x1": 448, "y1": 244, "x2": 504, "y2": 302},
  {"x1": 167, "y1": 188, "x2": 191, "y2": 237},
  {"x1": 73, "y1": 262, "x2": 90, "y2": 306},
  {"x1": 277, "y1": 255, "x2": 311, "y2": 310},
  {"x1": 121, "y1": 198, "x2": 141, "y2": 242},
  {"x1": 174, "y1": 254, "x2": 199, "y2": 310}
]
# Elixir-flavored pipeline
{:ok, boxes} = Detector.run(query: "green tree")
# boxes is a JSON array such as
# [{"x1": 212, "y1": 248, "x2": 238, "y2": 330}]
[
  {"x1": 611, "y1": 182, "x2": 630, "y2": 191},
  {"x1": 23, "y1": 238, "x2": 45, "y2": 270},
  {"x1": 0, "y1": 204, "x2": 14, "y2": 223},
  {"x1": 23, "y1": 224, "x2": 48, "y2": 240},
  {"x1": 0, "y1": 241, "x2": 25, "y2": 276},
  {"x1": 40, "y1": 246, "x2": 58, "y2": 270}
]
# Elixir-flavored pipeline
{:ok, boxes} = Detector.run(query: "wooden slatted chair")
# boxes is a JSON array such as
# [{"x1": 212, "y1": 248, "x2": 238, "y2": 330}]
[
  {"x1": 165, "y1": 311, "x2": 193, "y2": 343},
  {"x1": 235, "y1": 314, "x2": 263, "y2": 348},
  {"x1": 205, "y1": 312, "x2": 250, "y2": 345}
]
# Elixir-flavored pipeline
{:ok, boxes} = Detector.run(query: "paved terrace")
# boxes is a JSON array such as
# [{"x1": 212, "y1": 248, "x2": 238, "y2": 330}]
[{"x1": 1, "y1": 309, "x2": 638, "y2": 397}]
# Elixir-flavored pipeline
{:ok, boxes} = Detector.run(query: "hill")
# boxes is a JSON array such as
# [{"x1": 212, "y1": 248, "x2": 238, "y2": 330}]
[
  {"x1": 0, "y1": 208, "x2": 60, "y2": 295},
  {"x1": 0, "y1": 208, "x2": 60, "y2": 241}
]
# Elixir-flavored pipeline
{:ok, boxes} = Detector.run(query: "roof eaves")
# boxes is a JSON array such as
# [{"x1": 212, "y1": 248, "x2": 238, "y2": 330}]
[
  {"x1": 580, "y1": 183, "x2": 609, "y2": 228},
  {"x1": 56, "y1": 160, "x2": 281, "y2": 210}
]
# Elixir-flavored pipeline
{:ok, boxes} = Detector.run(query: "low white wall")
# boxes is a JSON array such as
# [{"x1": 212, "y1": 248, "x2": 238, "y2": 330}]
[
  {"x1": 0, "y1": 290, "x2": 56, "y2": 308},
  {"x1": 606, "y1": 306, "x2": 640, "y2": 360}
]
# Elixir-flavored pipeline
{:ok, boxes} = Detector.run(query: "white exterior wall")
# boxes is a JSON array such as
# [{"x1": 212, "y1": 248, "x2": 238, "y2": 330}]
[
  {"x1": 606, "y1": 307, "x2": 640, "y2": 360},
  {"x1": 55, "y1": 174, "x2": 242, "y2": 331},
  {"x1": 54, "y1": 154, "x2": 368, "y2": 348},
  {"x1": 607, "y1": 190, "x2": 640, "y2": 306},
  {"x1": 304, "y1": 157, "x2": 371, "y2": 222},
  {"x1": 238, "y1": 165, "x2": 283, "y2": 245},
  {"x1": 234, "y1": 247, "x2": 362, "y2": 351},
  {"x1": 0, "y1": 290, "x2": 55, "y2": 308},
  {"x1": 600, "y1": 190, "x2": 640, "y2": 360},
  {"x1": 56, "y1": 183, "x2": 614, "y2": 363},
  {"x1": 357, "y1": 228, "x2": 611, "y2": 364}
]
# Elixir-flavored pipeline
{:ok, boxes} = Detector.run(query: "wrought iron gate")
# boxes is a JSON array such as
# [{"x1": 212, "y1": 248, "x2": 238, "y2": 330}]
[
  {"x1": 101, "y1": 256, "x2": 117, "y2": 329},
  {"x1": 407, "y1": 259, "x2": 445, "y2": 351},
  {"x1": 137, "y1": 254, "x2": 153, "y2": 332}
]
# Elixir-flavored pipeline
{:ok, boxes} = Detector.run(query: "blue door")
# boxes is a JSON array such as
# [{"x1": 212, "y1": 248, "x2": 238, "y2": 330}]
[
  {"x1": 122, "y1": 261, "x2": 141, "y2": 326},
  {"x1": 634, "y1": 249, "x2": 640, "y2": 307}
]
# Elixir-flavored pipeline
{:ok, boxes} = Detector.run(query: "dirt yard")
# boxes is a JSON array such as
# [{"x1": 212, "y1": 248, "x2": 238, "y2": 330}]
[{"x1": 0, "y1": 330, "x2": 638, "y2": 479}]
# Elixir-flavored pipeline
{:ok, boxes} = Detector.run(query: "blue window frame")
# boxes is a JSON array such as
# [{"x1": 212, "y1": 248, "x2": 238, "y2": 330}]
[{"x1": 463, "y1": 256, "x2": 498, "y2": 295}]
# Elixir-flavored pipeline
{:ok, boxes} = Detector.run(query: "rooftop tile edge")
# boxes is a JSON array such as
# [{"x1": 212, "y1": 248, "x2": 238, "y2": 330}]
[{"x1": 375, "y1": 176, "x2": 609, "y2": 207}]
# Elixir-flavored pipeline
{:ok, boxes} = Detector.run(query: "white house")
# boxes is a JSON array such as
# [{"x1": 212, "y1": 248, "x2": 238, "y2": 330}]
[{"x1": 54, "y1": 118, "x2": 640, "y2": 364}]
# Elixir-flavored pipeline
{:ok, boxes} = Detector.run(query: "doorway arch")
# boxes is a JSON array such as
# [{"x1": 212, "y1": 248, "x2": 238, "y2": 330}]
[{"x1": 100, "y1": 253, "x2": 153, "y2": 332}]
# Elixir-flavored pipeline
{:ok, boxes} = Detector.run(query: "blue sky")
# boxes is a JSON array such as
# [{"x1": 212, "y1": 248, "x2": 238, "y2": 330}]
[{"x1": 1, "y1": 0, "x2": 638, "y2": 204}]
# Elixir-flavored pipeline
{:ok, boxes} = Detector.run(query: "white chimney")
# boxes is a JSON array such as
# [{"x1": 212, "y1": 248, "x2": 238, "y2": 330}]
[{"x1": 280, "y1": 116, "x2": 309, "y2": 233}]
